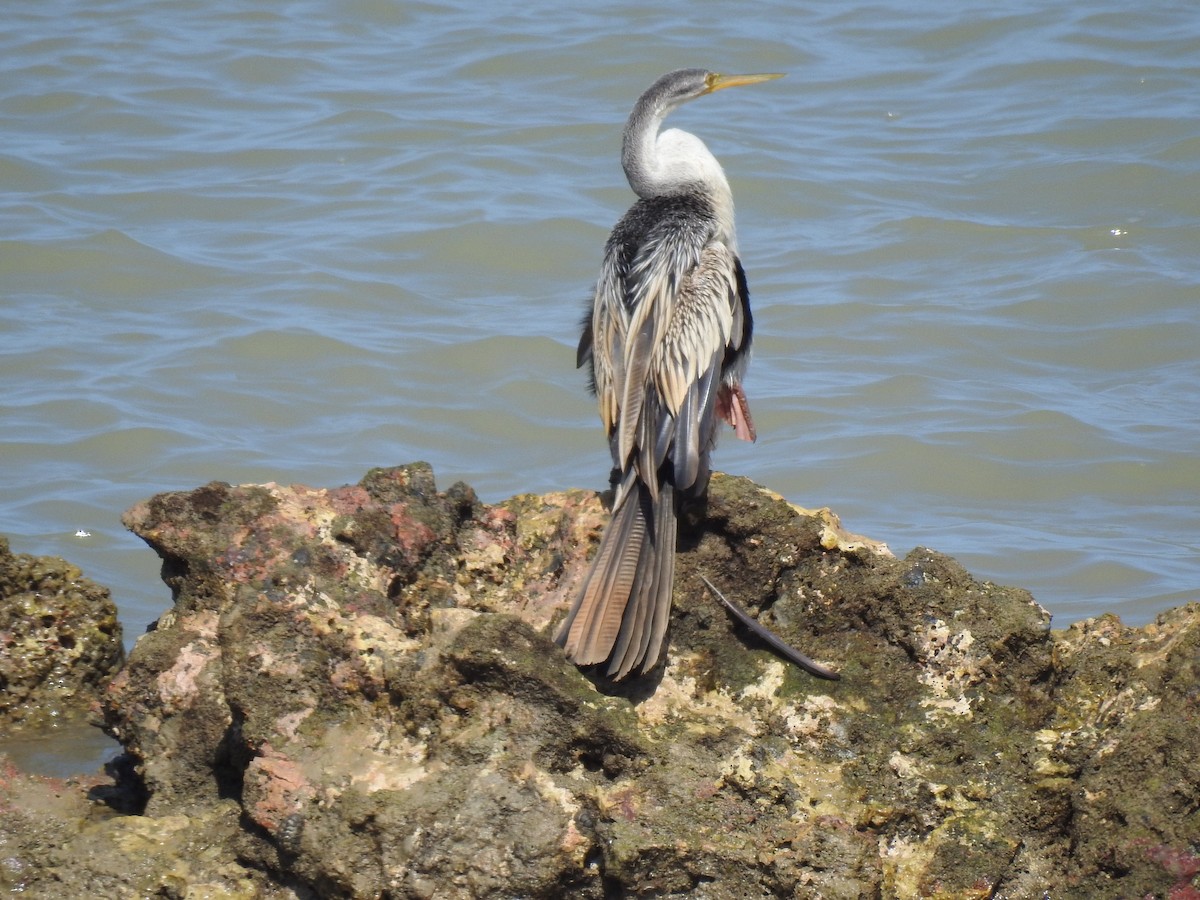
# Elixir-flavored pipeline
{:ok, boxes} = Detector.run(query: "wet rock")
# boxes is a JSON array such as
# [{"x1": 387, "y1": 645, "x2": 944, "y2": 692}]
[
  {"x1": 3, "y1": 464, "x2": 1197, "y2": 897},
  {"x1": 0, "y1": 535, "x2": 124, "y2": 728},
  {"x1": 0, "y1": 756, "x2": 285, "y2": 897}
]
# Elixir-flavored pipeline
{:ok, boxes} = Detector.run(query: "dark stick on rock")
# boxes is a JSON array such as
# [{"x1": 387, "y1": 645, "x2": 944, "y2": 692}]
[{"x1": 700, "y1": 574, "x2": 840, "y2": 680}]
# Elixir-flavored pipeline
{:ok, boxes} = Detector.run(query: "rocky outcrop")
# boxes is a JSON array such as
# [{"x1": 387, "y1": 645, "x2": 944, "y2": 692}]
[
  {"x1": 0, "y1": 535, "x2": 124, "y2": 728},
  {"x1": 1, "y1": 464, "x2": 1197, "y2": 898}
]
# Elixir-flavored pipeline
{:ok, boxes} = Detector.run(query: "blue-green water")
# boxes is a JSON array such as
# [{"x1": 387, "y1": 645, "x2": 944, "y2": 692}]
[{"x1": 2, "y1": 0, "x2": 1197, "y2": 701}]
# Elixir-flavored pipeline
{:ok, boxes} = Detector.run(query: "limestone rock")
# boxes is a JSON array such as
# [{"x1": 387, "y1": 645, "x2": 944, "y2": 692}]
[
  {"x1": 0, "y1": 756, "x2": 284, "y2": 897},
  {"x1": 0, "y1": 535, "x2": 124, "y2": 728},
  {"x1": 2, "y1": 465, "x2": 1197, "y2": 898}
]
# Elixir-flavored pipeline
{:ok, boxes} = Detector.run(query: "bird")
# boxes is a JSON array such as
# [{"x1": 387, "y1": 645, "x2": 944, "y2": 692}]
[{"x1": 556, "y1": 68, "x2": 783, "y2": 679}]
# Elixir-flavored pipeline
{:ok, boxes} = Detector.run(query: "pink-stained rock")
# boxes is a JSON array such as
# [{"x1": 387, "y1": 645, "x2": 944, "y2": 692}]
[{"x1": 1, "y1": 464, "x2": 1197, "y2": 898}]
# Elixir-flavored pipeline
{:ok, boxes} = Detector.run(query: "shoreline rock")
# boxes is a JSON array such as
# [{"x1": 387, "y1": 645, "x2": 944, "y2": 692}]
[
  {"x1": 0, "y1": 535, "x2": 124, "y2": 730},
  {"x1": 2, "y1": 464, "x2": 1197, "y2": 898}
]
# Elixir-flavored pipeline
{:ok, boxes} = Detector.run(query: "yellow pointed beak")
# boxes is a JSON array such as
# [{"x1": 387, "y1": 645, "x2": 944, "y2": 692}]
[{"x1": 704, "y1": 72, "x2": 785, "y2": 94}]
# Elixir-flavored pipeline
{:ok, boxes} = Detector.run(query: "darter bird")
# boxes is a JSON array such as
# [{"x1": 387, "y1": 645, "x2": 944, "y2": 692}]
[{"x1": 557, "y1": 68, "x2": 783, "y2": 679}]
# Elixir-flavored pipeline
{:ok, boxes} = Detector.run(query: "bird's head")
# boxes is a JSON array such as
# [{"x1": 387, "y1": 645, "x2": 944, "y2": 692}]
[
  {"x1": 642, "y1": 68, "x2": 784, "y2": 117},
  {"x1": 622, "y1": 68, "x2": 784, "y2": 201}
]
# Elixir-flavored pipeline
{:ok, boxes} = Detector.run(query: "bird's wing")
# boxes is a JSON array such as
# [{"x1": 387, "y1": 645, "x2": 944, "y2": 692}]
[
  {"x1": 619, "y1": 233, "x2": 745, "y2": 498},
  {"x1": 653, "y1": 241, "x2": 739, "y2": 415},
  {"x1": 589, "y1": 251, "x2": 630, "y2": 437},
  {"x1": 652, "y1": 241, "x2": 742, "y2": 492},
  {"x1": 614, "y1": 221, "x2": 710, "y2": 476}
]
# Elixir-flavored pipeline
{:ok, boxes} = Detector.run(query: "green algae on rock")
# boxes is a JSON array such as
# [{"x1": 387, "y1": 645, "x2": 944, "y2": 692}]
[{"x1": 2, "y1": 465, "x2": 1197, "y2": 898}]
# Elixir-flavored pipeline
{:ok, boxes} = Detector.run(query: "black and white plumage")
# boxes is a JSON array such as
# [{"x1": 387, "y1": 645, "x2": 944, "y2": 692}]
[{"x1": 557, "y1": 68, "x2": 782, "y2": 679}]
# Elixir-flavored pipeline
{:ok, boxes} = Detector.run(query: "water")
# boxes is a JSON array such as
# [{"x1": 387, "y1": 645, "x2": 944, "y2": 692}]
[{"x1": 2, "y1": 1, "x2": 1197, "y2": 766}]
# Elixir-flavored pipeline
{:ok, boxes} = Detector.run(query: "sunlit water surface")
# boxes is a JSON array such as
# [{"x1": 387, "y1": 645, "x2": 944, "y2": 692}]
[{"x1": 2, "y1": 2, "x2": 1197, "y2": 770}]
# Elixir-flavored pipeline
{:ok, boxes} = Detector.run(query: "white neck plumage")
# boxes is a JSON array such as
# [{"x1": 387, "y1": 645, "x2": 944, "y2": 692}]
[{"x1": 622, "y1": 103, "x2": 736, "y2": 241}]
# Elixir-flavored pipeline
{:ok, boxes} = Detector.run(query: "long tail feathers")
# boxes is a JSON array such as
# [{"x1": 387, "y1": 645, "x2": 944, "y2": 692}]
[{"x1": 556, "y1": 481, "x2": 676, "y2": 679}]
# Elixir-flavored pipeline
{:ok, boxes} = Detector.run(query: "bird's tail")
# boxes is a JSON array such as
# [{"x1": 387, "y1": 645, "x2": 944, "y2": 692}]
[{"x1": 556, "y1": 479, "x2": 676, "y2": 680}]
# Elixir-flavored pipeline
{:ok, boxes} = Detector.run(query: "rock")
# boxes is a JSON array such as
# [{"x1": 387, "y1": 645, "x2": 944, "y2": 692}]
[
  {"x1": 0, "y1": 756, "x2": 283, "y2": 897},
  {"x1": 0, "y1": 535, "x2": 124, "y2": 728},
  {"x1": 2, "y1": 465, "x2": 1197, "y2": 898},
  {"x1": 1044, "y1": 609, "x2": 1200, "y2": 895}
]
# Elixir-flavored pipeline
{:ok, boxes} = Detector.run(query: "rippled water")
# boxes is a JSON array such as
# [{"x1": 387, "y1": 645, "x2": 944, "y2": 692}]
[{"x1": 3, "y1": 0, "x2": 1197, "y2": 690}]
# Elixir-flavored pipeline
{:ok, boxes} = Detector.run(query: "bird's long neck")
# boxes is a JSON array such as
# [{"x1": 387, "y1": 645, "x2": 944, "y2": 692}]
[
  {"x1": 621, "y1": 99, "x2": 735, "y2": 241},
  {"x1": 621, "y1": 94, "x2": 671, "y2": 199},
  {"x1": 622, "y1": 96, "x2": 731, "y2": 197}
]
